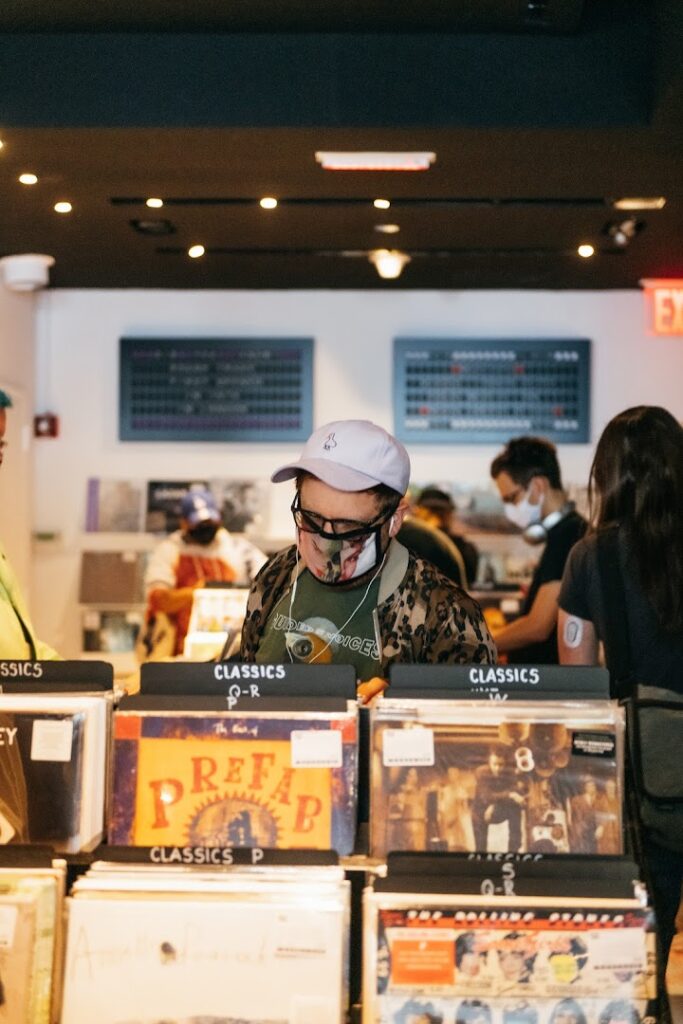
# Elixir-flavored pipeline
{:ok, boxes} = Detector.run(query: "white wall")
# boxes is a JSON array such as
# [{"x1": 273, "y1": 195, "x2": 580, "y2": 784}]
[
  {"x1": 31, "y1": 288, "x2": 683, "y2": 655},
  {"x1": 0, "y1": 286, "x2": 37, "y2": 596}
]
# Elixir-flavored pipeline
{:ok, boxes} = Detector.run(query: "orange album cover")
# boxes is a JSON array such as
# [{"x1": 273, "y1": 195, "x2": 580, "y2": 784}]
[{"x1": 110, "y1": 710, "x2": 357, "y2": 853}]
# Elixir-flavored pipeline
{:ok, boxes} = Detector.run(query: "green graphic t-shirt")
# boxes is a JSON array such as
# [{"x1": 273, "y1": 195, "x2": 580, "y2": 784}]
[{"x1": 255, "y1": 568, "x2": 382, "y2": 682}]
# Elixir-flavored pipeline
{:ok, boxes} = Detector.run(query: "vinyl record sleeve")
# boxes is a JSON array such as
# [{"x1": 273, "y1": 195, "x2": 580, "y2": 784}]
[
  {"x1": 109, "y1": 707, "x2": 358, "y2": 853},
  {"x1": 363, "y1": 891, "x2": 656, "y2": 1024},
  {"x1": 186, "y1": 587, "x2": 250, "y2": 636},
  {"x1": 62, "y1": 888, "x2": 348, "y2": 1024},
  {"x1": 0, "y1": 868, "x2": 64, "y2": 1024},
  {"x1": 0, "y1": 890, "x2": 36, "y2": 1023},
  {"x1": 370, "y1": 701, "x2": 624, "y2": 858},
  {"x1": 0, "y1": 696, "x2": 109, "y2": 853}
]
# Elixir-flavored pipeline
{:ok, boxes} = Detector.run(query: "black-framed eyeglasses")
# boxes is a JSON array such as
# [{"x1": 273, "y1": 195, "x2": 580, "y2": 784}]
[{"x1": 291, "y1": 493, "x2": 396, "y2": 540}]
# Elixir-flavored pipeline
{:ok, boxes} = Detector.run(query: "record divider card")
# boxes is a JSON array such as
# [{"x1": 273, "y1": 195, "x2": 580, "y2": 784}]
[
  {"x1": 387, "y1": 664, "x2": 610, "y2": 701},
  {"x1": 377, "y1": 852, "x2": 642, "y2": 899},
  {"x1": 0, "y1": 659, "x2": 114, "y2": 692},
  {"x1": 140, "y1": 660, "x2": 357, "y2": 702}
]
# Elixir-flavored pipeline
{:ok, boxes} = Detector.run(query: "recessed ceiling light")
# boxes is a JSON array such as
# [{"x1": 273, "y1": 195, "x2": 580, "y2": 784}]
[
  {"x1": 374, "y1": 223, "x2": 400, "y2": 234},
  {"x1": 259, "y1": 197, "x2": 278, "y2": 209},
  {"x1": 373, "y1": 199, "x2": 391, "y2": 210},
  {"x1": 188, "y1": 244, "x2": 205, "y2": 259},
  {"x1": 146, "y1": 197, "x2": 164, "y2": 209},
  {"x1": 316, "y1": 151, "x2": 436, "y2": 171},
  {"x1": 19, "y1": 173, "x2": 38, "y2": 185},
  {"x1": 54, "y1": 201, "x2": 72, "y2": 214},
  {"x1": 613, "y1": 197, "x2": 666, "y2": 211},
  {"x1": 577, "y1": 244, "x2": 595, "y2": 259},
  {"x1": 0, "y1": 139, "x2": 4, "y2": 150}
]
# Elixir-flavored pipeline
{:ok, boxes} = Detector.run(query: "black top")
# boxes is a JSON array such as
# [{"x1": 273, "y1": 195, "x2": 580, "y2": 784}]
[
  {"x1": 449, "y1": 533, "x2": 479, "y2": 586},
  {"x1": 397, "y1": 518, "x2": 467, "y2": 587},
  {"x1": 509, "y1": 509, "x2": 587, "y2": 665},
  {"x1": 559, "y1": 530, "x2": 683, "y2": 691}
]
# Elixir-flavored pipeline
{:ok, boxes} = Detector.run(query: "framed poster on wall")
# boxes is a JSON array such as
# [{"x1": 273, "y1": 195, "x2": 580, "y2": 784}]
[
  {"x1": 394, "y1": 337, "x2": 590, "y2": 444},
  {"x1": 119, "y1": 336, "x2": 313, "y2": 442}
]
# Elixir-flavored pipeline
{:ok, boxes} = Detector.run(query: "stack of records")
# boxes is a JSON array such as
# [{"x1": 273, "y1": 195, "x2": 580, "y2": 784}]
[
  {"x1": 0, "y1": 856, "x2": 67, "y2": 1023},
  {"x1": 61, "y1": 860, "x2": 350, "y2": 1024},
  {"x1": 183, "y1": 586, "x2": 250, "y2": 660},
  {"x1": 0, "y1": 694, "x2": 111, "y2": 852},
  {"x1": 363, "y1": 880, "x2": 656, "y2": 1024},
  {"x1": 110, "y1": 697, "x2": 358, "y2": 853},
  {"x1": 370, "y1": 700, "x2": 624, "y2": 857}
]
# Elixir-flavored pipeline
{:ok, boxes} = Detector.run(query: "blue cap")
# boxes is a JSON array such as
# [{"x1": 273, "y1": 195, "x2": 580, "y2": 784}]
[{"x1": 180, "y1": 488, "x2": 220, "y2": 527}]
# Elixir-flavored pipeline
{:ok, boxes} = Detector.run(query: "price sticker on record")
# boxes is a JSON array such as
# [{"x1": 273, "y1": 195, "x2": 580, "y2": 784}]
[
  {"x1": 382, "y1": 727, "x2": 435, "y2": 767},
  {"x1": 291, "y1": 729, "x2": 343, "y2": 768}
]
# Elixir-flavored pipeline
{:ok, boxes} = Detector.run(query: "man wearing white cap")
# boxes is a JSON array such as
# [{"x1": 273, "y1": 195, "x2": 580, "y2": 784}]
[{"x1": 240, "y1": 420, "x2": 495, "y2": 694}]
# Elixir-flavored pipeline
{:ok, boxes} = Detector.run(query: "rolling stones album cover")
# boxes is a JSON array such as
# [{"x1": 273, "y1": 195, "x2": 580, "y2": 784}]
[
  {"x1": 109, "y1": 707, "x2": 358, "y2": 853},
  {"x1": 363, "y1": 893, "x2": 656, "y2": 1024},
  {"x1": 370, "y1": 701, "x2": 624, "y2": 858}
]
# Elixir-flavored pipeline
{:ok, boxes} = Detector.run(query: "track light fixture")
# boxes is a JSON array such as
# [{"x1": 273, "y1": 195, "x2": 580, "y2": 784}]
[
  {"x1": 605, "y1": 218, "x2": 640, "y2": 248},
  {"x1": 368, "y1": 249, "x2": 411, "y2": 279}
]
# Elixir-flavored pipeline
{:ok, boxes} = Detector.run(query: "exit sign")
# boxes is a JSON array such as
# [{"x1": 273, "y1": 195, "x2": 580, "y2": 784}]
[{"x1": 642, "y1": 279, "x2": 683, "y2": 336}]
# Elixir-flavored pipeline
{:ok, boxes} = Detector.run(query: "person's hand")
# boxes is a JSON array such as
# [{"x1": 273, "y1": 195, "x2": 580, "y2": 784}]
[
  {"x1": 484, "y1": 805, "x2": 494, "y2": 823},
  {"x1": 510, "y1": 792, "x2": 525, "y2": 806},
  {"x1": 357, "y1": 676, "x2": 389, "y2": 705}
]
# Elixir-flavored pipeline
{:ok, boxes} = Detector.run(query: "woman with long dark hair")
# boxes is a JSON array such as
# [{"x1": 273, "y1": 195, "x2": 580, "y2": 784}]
[
  {"x1": 557, "y1": 404, "x2": 683, "y2": 998},
  {"x1": 558, "y1": 404, "x2": 683, "y2": 678}
]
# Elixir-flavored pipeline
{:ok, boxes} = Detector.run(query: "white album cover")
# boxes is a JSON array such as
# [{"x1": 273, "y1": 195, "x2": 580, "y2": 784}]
[{"x1": 62, "y1": 894, "x2": 346, "y2": 1024}]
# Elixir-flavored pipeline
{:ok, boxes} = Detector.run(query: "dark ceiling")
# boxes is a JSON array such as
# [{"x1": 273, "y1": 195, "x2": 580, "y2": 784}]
[{"x1": 0, "y1": 0, "x2": 681, "y2": 290}]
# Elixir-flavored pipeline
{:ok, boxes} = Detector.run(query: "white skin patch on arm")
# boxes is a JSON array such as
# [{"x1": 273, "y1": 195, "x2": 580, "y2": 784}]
[{"x1": 563, "y1": 615, "x2": 584, "y2": 649}]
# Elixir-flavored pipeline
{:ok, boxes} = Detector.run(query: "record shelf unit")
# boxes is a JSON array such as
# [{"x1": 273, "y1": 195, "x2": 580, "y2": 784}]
[
  {"x1": 361, "y1": 664, "x2": 658, "y2": 1024},
  {"x1": 363, "y1": 852, "x2": 656, "y2": 1024},
  {"x1": 0, "y1": 658, "x2": 659, "y2": 1024}
]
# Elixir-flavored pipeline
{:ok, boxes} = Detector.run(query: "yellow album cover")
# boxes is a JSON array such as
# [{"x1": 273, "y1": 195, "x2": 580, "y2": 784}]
[{"x1": 110, "y1": 710, "x2": 357, "y2": 852}]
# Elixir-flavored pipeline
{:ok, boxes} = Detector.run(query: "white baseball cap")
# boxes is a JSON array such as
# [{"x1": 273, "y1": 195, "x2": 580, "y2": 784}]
[{"x1": 271, "y1": 419, "x2": 411, "y2": 494}]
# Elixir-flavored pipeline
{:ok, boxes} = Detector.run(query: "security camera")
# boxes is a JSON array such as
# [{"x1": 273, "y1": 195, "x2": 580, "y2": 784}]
[{"x1": 0, "y1": 253, "x2": 55, "y2": 292}]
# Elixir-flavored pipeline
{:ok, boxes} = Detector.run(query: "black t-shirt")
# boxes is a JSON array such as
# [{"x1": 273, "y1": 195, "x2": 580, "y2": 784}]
[
  {"x1": 449, "y1": 533, "x2": 479, "y2": 587},
  {"x1": 397, "y1": 518, "x2": 467, "y2": 587},
  {"x1": 559, "y1": 531, "x2": 683, "y2": 691},
  {"x1": 508, "y1": 509, "x2": 587, "y2": 666}
]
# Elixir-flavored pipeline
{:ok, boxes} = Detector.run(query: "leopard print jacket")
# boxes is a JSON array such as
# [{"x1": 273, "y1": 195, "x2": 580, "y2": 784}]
[{"x1": 239, "y1": 541, "x2": 497, "y2": 672}]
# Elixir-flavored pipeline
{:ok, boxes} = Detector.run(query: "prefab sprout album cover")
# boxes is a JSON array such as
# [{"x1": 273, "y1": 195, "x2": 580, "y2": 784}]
[
  {"x1": 109, "y1": 706, "x2": 358, "y2": 853},
  {"x1": 370, "y1": 701, "x2": 624, "y2": 858}
]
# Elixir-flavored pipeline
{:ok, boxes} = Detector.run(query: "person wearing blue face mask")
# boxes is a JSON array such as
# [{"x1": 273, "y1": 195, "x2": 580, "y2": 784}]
[
  {"x1": 490, "y1": 436, "x2": 586, "y2": 664},
  {"x1": 143, "y1": 486, "x2": 267, "y2": 658},
  {"x1": 240, "y1": 420, "x2": 496, "y2": 699}
]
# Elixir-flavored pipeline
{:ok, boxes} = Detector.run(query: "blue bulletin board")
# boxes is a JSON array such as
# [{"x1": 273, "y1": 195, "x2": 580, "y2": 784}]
[
  {"x1": 119, "y1": 336, "x2": 313, "y2": 442},
  {"x1": 394, "y1": 337, "x2": 590, "y2": 444}
]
